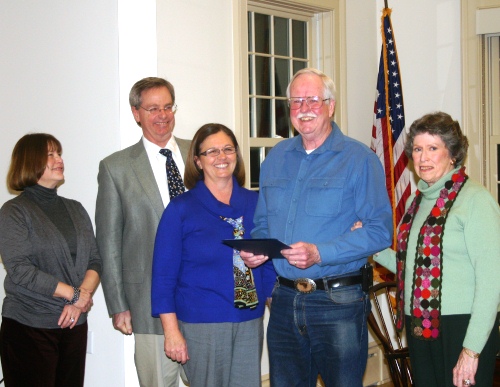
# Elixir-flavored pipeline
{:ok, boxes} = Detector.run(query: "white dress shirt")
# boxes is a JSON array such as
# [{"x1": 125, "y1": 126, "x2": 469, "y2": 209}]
[{"x1": 142, "y1": 136, "x2": 186, "y2": 208}]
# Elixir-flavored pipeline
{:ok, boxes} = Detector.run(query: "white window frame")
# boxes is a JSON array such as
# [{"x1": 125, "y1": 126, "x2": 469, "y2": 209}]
[
  {"x1": 461, "y1": 0, "x2": 500, "y2": 201},
  {"x1": 485, "y1": 35, "x2": 500, "y2": 201},
  {"x1": 232, "y1": 0, "x2": 346, "y2": 187}
]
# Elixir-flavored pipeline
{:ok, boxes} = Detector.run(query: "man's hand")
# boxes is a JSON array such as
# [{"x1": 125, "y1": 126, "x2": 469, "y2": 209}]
[
  {"x1": 240, "y1": 250, "x2": 269, "y2": 268},
  {"x1": 281, "y1": 242, "x2": 321, "y2": 269},
  {"x1": 112, "y1": 310, "x2": 133, "y2": 335}
]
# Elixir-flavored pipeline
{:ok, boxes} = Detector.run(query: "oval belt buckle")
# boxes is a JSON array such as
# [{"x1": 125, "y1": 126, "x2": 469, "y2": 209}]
[{"x1": 294, "y1": 278, "x2": 317, "y2": 293}]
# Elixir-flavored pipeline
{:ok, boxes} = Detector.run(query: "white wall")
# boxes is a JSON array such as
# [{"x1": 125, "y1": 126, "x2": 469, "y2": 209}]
[
  {"x1": 345, "y1": 0, "x2": 462, "y2": 146},
  {"x1": 0, "y1": 1, "x2": 122, "y2": 386},
  {"x1": 0, "y1": 0, "x2": 463, "y2": 385}
]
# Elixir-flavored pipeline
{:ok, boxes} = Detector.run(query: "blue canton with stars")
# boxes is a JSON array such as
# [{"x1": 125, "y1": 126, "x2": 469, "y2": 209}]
[{"x1": 375, "y1": 14, "x2": 406, "y2": 140}]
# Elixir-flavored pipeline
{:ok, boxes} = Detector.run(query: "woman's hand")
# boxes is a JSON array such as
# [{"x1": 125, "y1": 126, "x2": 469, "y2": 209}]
[
  {"x1": 164, "y1": 329, "x2": 189, "y2": 364},
  {"x1": 58, "y1": 304, "x2": 82, "y2": 329},
  {"x1": 74, "y1": 287, "x2": 93, "y2": 312},
  {"x1": 240, "y1": 250, "x2": 269, "y2": 268},
  {"x1": 452, "y1": 348, "x2": 479, "y2": 386}
]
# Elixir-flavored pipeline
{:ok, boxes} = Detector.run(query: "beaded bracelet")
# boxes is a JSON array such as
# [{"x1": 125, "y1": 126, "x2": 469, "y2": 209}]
[
  {"x1": 65, "y1": 287, "x2": 81, "y2": 305},
  {"x1": 463, "y1": 347, "x2": 480, "y2": 359}
]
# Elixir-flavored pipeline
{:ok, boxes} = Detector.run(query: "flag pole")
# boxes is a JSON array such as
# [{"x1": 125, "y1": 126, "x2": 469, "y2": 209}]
[{"x1": 384, "y1": 0, "x2": 389, "y2": 9}]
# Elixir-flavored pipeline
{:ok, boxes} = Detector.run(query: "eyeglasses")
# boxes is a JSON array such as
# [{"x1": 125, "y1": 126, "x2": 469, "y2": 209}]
[
  {"x1": 287, "y1": 96, "x2": 330, "y2": 110},
  {"x1": 199, "y1": 146, "x2": 237, "y2": 157},
  {"x1": 140, "y1": 105, "x2": 178, "y2": 115}
]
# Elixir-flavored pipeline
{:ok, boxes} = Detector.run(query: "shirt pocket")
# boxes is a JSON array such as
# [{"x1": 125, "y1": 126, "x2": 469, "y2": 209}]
[
  {"x1": 305, "y1": 178, "x2": 345, "y2": 217},
  {"x1": 262, "y1": 178, "x2": 290, "y2": 215}
]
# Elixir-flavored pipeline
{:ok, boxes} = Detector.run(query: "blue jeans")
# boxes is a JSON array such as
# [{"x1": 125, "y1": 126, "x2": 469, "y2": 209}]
[{"x1": 267, "y1": 281, "x2": 370, "y2": 387}]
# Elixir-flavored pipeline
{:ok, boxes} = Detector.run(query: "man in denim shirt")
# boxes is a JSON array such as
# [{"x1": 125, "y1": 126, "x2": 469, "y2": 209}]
[{"x1": 241, "y1": 68, "x2": 393, "y2": 387}]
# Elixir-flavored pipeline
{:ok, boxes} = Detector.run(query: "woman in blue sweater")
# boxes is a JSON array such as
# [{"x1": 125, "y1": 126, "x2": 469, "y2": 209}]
[{"x1": 151, "y1": 123, "x2": 276, "y2": 387}]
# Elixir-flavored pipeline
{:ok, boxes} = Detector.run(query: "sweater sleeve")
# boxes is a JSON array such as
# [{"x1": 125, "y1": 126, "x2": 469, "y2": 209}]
[
  {"x1": 78, "y1": 202, "x2": 102, "y2": 277},
  {"x1": 151, "y1": 201, "x2": 183, "y2": 316},
  {"x1": 461, "y1": 188, "x2": 500, "y2": 353},
  {"x1": 373, "y1": 247, "x2": 397, "y2": 274},
  {"x1": 0, "y1": 202, "x2": 59, "y2": 297}
]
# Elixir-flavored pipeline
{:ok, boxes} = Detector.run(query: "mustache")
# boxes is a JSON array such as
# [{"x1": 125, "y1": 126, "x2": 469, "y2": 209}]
[{"x1": 297, "y1": 112, "x2": 317, "y2": 119}]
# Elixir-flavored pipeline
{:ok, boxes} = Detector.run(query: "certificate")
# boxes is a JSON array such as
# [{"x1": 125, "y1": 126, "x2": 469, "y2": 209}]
[{"x1": 222, "y1": 238, "x2": 290, "y2": 258}]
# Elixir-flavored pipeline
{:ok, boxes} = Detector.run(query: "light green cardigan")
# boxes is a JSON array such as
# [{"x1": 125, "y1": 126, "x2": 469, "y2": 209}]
[{"x1": 375, "y1": 167, "x2": 500, "y2": 353}]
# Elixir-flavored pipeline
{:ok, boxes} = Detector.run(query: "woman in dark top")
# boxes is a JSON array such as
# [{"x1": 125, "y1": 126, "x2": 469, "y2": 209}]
[{"x1": 0, "y1": 133, "x2": 101, "y2": 387}]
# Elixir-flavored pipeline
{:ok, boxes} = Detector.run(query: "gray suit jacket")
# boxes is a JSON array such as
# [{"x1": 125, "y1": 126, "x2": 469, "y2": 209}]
[{"x1": 95, "y1": 137, "x2": 191, "y2": 334}]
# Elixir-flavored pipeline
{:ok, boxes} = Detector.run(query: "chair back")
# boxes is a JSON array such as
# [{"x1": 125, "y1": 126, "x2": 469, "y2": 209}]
[{"x1": 368, "y1": 281, "x2": 414, "y2": 387}]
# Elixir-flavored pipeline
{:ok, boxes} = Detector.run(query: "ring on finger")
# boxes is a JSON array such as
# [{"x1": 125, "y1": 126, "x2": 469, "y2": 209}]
[
  {"x1": 463, "y1": 380, "x2": 471, "y2": 386},
  {"x1": 70, "y1": 317, "x2": 75, "y2": 322},
  {"x1": 294, "y1": 261, "x2": 297, "y2": 266}
]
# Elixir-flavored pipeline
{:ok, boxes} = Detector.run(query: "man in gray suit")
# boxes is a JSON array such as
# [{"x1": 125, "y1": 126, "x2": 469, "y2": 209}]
[{"x1": 96, "y1": 77, "x2": 191, "y2": 387}]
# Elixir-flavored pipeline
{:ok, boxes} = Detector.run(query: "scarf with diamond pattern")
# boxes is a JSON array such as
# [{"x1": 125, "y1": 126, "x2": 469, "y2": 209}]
[{"x1": 395, "y1": 166, "x2": 468, "y2": 340}]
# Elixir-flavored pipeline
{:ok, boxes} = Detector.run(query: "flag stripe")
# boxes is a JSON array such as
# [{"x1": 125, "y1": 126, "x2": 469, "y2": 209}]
[{"x1": 371, "y1": 8, "x2": 411, "y2": 253}]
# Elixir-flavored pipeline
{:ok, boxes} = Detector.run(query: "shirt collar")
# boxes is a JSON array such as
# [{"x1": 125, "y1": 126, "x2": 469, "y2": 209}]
[
  {"x1": 142, "y1": 135, "x2": 179, "y2": 155},
  {"x1": 284, "y1": 121, "x2": 344, "y2": 154}
]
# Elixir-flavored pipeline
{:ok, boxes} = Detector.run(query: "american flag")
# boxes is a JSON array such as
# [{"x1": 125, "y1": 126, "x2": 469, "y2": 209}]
[{"x1": 371, "y1": 8, "x2": 411, "y2": 252}]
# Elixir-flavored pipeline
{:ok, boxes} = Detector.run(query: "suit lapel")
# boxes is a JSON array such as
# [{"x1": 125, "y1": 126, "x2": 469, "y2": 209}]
[{"x1": 130, "y1": 141, "x2": 165, "y2": 219}]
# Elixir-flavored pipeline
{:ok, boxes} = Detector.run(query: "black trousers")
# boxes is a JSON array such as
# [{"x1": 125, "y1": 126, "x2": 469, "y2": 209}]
[
  {"x1": 0, "y1": 317, "x2": 88, "y2": 387},
  {"x1": 406, "y1": 313, "x2": 499, "y2": 387}
]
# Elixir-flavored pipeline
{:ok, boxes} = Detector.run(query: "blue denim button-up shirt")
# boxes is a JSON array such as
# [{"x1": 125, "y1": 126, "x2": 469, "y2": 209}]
[{"x1": 252, "y1": 122, "x2": 393, "y2": 280}]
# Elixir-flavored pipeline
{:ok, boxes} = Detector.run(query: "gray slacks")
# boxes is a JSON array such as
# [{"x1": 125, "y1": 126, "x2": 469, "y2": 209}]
[{"x1": 179, "y1": 317, "x2": 264, "y2": 387}]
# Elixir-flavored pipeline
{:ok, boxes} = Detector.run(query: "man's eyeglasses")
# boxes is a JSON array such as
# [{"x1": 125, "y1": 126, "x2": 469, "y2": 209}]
[
  {"x1": 199, "y1": 146, "x2": 237, "y2": 157},
  {"x1": 140, "y1": 105, "x2": 178, "y2": 115},
  {"x1": 287, "y1": 96, "x2": 330, "y2": 110}
]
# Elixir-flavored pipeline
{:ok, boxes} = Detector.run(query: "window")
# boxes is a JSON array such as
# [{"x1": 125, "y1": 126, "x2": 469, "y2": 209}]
[
  {"x1": 461, "y1": 0, "x2": 500, "y2": 201},
  {"x1": 233, "y1": 0, "x2": 345, "y2": 189},
  {"x1": 247, "y1": 9, "x2": 310, "y2": 187},
  {"x1": 486, "y1": 35, "x2": 500, "y2": 202}
]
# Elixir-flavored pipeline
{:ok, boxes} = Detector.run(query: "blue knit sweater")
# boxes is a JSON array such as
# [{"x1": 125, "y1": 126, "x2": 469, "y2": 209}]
[{"x1": 151, "y1": 177, "x2": 276, "y2": 323}]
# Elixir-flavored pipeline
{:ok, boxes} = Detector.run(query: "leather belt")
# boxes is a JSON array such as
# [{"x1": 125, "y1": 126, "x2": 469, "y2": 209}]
[{"x1": 278, "y1": 274, "x2": 363, "y2": 293}]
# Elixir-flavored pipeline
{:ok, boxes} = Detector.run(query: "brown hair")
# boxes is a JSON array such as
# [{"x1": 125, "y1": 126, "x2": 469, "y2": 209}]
[
  {"x1": 129, "y1": 77, "x2": 176, "y2": 127},
  {"x1": 184, "y1": 123, "x2": 245, "y2": 189},
  {"x1": 7, "y1": 133, "x2": 62, "y2": 191},
  {"x1": 404, "y1": 111, "x2": 469, "y2": 166}
]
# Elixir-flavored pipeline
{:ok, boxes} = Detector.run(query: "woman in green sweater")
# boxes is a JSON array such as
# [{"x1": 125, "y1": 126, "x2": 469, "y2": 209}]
[{"x1": 373, "y1": 112, "x2": 500, "y2": 387}]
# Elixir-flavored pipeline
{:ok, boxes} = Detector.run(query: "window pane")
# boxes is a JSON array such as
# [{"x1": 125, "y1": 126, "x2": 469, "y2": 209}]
[
  {"x1": 250, "y1": 148, "x2": 261, "y2": 188},
  {"x1": 248, "y1": 98, "x2": 254, "y2": 137},
  {"x1": 497, "y1": 144, "x2": 500, "y2": 185},
  {"x1": 254, "y1": 13, "x2": 270, "y2": 54},
  {"x1": 292, "y1": 20, "x2": 307, "y2": 59},
  {"x1": 274, "y1": 17, "x2": 289, "y2": 56},
  {"x1": 248, "y1": 55, "x2": 254, "y2": 94},
  {"x1": 293, "y1": 60, "x2": 307, "y2": 75},
  {"x1": 275, "y1": 99, "x2": 290, "y2": 138},
  {"x1": 255, "y1": 98, "x2": 271, "y2": 137},
  {"x1": 248, "y1": 12, "x2": 253, "y2": 51},
  {"x1": 250, "y1": 147, "x2": 276, "y2": 188},
  {"x1": 255, "y1": 56, "x2": 271, "y2": 96},
  {"x1": 275, "y1": 58, "x2": 289, "y2": 97}
]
